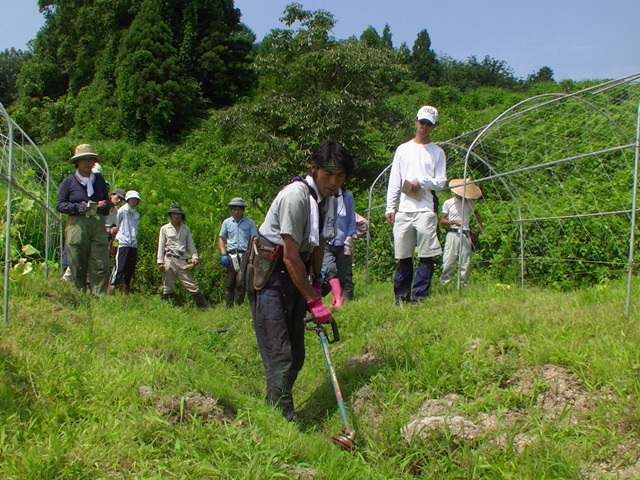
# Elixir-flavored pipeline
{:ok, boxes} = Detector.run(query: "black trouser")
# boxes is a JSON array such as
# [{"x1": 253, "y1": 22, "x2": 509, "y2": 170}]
[
  {"x1": 394, "y1": 256, "x2": 434, "y2": 304},
  {"x1": 224, "y1": 260, "x2": 245, "y2": 308},
  {"x1": 249, "y1": 263, "x2": 307, "y2": 420},
  {"x1": 110, "y1": 246, "x2": 138, "y2": 288}
]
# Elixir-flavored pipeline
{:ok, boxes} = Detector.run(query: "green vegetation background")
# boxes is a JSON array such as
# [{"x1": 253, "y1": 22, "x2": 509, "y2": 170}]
[
  {"x1": 2, "y1": 2, "x2": 607, "y2": 303},
  {"x1": 2, "y1": 3, "x2": 640, "y2": 478}
]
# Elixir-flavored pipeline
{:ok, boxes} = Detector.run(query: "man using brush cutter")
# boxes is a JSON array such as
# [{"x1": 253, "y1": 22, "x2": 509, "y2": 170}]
[{"x1": 247, "y1": 140, "x2": 355, "y2": 421}]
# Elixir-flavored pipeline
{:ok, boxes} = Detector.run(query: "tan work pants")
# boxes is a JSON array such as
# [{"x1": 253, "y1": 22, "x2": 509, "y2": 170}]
[{"x1": 162, "y1": 255, "x2": 200, "y2": 295}]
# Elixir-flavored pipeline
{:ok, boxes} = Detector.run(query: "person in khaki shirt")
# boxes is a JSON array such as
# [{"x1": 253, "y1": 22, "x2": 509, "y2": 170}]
[{"x1": 157, "y1": 204, "x2": 209, "y2": 311}]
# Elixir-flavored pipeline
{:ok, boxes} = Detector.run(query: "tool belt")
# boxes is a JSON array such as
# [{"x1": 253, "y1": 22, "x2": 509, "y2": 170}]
[{"x1": 240, "y1": 236, "x2": 282, "y2": 294}]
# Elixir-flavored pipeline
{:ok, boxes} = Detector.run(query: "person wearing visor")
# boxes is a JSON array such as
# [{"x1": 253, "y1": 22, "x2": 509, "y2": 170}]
[
  {"x1": 218, "y1": 197, "x2": 258, "y2": 308},
  {"x1": 249, "y1": 140, "x2": 355, "y2": 421},
  {"x1": 56, "y1": 144, "x2": 113, "y2": 295},
  {"x1": 385, "y1": 105, "x2": 447, "y2": 305}
]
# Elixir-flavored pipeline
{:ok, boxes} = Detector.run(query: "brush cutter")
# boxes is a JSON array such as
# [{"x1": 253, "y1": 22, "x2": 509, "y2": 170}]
[{"x1": 305, "y1": 316, "x2": 356, "y2": 450}]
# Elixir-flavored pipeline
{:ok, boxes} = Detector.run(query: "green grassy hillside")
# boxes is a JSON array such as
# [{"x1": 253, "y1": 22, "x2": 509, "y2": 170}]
[{"x1": 1, "y1": 272, "x2": 639, "y2": 478}]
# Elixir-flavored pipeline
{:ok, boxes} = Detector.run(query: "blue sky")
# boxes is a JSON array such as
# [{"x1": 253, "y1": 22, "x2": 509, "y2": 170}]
[{"x1": 2, "y1": 0, "x2": 639, "y2": 81}]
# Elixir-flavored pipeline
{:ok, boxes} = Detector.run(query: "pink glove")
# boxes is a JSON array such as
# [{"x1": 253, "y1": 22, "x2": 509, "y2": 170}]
[
  {"x1": 306, "y1": 297, "x2": 333, "y2": 324},
  {"x1": 312, "y1": 279, "x2": 322, "y2": 297}
]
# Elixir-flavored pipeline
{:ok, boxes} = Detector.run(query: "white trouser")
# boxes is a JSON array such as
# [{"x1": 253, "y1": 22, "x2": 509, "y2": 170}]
[{"x1": 440, "y1": 231, "x2": 472, "y2": 285}]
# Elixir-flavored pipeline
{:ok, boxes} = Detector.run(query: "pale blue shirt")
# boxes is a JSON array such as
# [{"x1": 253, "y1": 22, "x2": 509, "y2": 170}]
[
  {"x1": 114, "y1": 203, "x2": 140, "y2": 248},
  {"x1": 219, "y1": 216, "x2": 257, "y2": 252}
]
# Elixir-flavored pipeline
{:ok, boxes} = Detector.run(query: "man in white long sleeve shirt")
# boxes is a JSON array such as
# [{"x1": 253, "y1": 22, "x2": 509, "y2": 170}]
[{"x1": 385, "y1": 105, "x2": 447, "y2": 305}]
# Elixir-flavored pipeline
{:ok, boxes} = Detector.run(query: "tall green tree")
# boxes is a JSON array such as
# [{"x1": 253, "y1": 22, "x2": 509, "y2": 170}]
[
  {"x1": 170, "y1": 0, "x2": 256, "y2": 107},
  {"x1": 527, "y1": 66, "x2": 555, "y2": 84},
  {"x1": 360, "y1": 26, "x2": 383, "y2": 48},
  {"x1": 381, "y1": 24, "x2": 393, "y2": 50},
  {"x1": 15, "y1": 0, "x2": 255, "y2": 142},
  {"x1": 219, "y1": 3, "x2": 409, "y2": 193},
  {"x1": 0, "y1": 48, "x2": 29, "y2": 107},
  {"x1": 115, "y1": 0, "x2": 195, "y2": 141},
  {"x1": 410, "y1": 29, "x2": 441, "y2": 86}
]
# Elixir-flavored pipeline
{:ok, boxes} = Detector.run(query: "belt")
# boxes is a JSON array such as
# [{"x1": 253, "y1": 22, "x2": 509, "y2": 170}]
[
  {"x1": 166, "y1": 253, "x2": 184, "y2": 259},
  {"x1": 448, "y1": 228, "x2": 470, "y2": 234},
  {"x1": 227, "y1": 249, "x2": 245, "y2": 254}
]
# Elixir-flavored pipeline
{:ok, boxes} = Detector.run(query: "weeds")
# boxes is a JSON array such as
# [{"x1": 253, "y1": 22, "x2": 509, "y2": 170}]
[{"x1": 0, "y1": 273, "x2": 639, "y2": 478}]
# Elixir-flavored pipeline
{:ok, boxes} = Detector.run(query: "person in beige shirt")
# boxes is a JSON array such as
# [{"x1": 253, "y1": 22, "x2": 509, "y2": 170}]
[{"x1": 157, "y1": 204, "x2": 209, "y2": 311}]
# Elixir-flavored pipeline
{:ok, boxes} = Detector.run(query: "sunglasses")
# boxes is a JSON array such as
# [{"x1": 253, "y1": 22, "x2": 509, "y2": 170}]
[{"x1": 418, "y1": 119, "x2": 435, "y2": 126}]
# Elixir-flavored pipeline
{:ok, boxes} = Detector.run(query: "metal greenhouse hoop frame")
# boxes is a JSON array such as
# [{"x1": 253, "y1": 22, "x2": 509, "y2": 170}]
[
  {"x1": 1, "y1": 102, "x2": 64, "y2": 326},
  {"x1": 365, "y1": 73, "x2": 640, "y2": 316}
]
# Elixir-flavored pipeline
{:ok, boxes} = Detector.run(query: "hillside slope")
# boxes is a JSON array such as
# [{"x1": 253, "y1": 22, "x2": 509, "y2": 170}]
[{"x1": 1, "y1": 274, "x2": 639, "y2": 478}]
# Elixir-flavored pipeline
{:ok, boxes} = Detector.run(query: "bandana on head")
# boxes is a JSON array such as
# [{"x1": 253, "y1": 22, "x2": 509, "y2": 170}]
[{"x1": 317, "y1": 158, "x2": 345, "y2": 172}]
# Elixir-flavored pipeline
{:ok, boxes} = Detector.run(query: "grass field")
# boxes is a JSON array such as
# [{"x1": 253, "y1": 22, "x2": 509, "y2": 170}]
[{"x1": 1, "y1": 272, "x2": 639, "y2": 479}]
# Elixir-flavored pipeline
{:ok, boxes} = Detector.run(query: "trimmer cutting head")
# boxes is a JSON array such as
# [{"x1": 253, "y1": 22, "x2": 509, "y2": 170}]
[{"x1": 331, "y1": 430, "x2": 356, "y2": 451}]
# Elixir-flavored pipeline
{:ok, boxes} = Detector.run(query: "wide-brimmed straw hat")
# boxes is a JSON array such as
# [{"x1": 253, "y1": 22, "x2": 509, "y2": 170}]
[
  {"x1": 449, "y1": 178, "x2": 482, "y2": 199},
  {"x1": 70, "y1": 144, "x2": 100, "y2": 163}
]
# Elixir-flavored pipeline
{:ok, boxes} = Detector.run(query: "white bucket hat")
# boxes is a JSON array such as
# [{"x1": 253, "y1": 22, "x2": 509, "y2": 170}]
[{"x1": 125, "y1": 190, "x2": 141, "y2": 201}]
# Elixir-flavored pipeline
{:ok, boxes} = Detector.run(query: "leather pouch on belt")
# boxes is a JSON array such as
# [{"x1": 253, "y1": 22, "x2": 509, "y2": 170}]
[
  {"x1": 251, "y1": 238, "x2": 281, "y2": 291},
  {"x1": 239, "y1": 237, "x2": 256, "y2": 294}
]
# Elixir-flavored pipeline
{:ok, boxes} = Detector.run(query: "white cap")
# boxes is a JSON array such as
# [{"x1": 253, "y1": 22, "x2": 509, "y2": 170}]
[
  {"x1": 416, "y1": 105, "x2": 438, "y2": 125},
  {"x1": 92, "y1": 162, "x2": 103, "y2": 175},
  {"x1": 125, "y1": 190, "x2": 141, "y2": 201}
]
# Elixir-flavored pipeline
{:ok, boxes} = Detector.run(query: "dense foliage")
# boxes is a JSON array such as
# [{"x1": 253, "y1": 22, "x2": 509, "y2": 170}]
[
  {"x1": 8, "y1": 0, "x2": 255, "y2": 142},
  {"x1": 2, "y1": 1, "x2": 554, "y2": 145},
  {"x1": 6, "y1": 2, "x2": 634, "y2": 301}
]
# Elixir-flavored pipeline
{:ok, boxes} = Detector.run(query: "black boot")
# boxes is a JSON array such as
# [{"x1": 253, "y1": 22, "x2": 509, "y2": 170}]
[
  {"x1": 193, "y1": 292, "x2": 211, "y2": 311},
  {"x1": 224, "y1": 290, "x2": 234, "y2": 309},
  {"x1": 162, "y1": 293, "x2": 175, "y2": 304}
]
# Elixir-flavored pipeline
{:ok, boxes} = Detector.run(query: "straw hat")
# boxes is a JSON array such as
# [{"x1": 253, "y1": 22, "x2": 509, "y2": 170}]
[
  {"x1": 70, "y1": 144, "x2": 100, "y2": 163},
  {"x1": 449, "y1": 178, "x2": 482, "y2": 199}
]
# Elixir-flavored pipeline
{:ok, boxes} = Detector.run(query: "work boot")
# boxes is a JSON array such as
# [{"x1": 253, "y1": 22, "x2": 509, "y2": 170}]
[
  {"x1": 224, "y1": 290, "x2": 234, "y2": 309},
  {"x1": 106, "y1": 284, "x2": 116, "y2": 295},
  {"x1": 193, "y1": 292, "x2": 211, "y2": 311},
  {"x1": 235, "y1": 290, "x2": 245, "y2": 307},
  {"x1": 395, "y1": 293, "x2": 410, "y2": 306},
  {"x1": 121, "y1": 285, "x2": 130, "y2": 295},
  {"x1": 162, "y1": 293, "x2": 175, "y2": 304},
  {"x1": 329, "y1": 278, "x2": 344, "y2": 309}
]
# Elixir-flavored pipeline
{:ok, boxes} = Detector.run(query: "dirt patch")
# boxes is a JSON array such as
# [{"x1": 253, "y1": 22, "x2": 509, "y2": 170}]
[
  {"x1": 279, "y1": 463, "x2": 319, "y2": 479},
  {"x1": 507, "y1": 363, "x2": 594, "y2": 423},
  {"x1": 139, "y1": 386, "x2": 237, "y2": 424},
  {"x1": 399, "y1": 364, "x2": 639, "y2": 476},
  {"x1": 402, "y1": 364, "x2": 596, "y2": 446}
]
